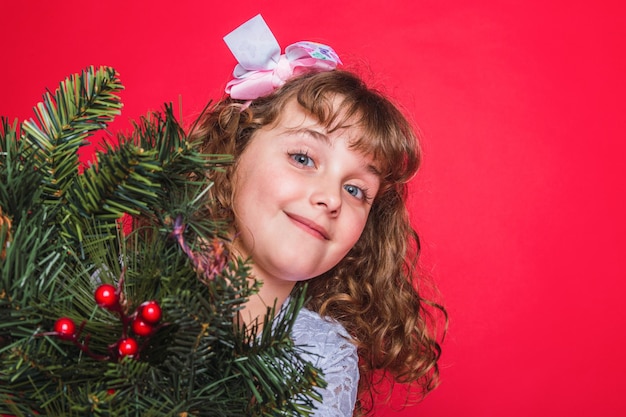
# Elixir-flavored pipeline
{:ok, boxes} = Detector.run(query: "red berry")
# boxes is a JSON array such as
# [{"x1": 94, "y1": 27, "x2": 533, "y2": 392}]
[
  {"x1": 131, "y1": 317, "x2": 154, "y2": 337},
  {"x1": 118, "y1": 337, "x2": 138, "y2": 357},
  {"x1": 139, "y1": 301, "x2": 161, "y2": 324},
  {"x1": 94, "y1": 284, "x2": 119, "y2": 309},
  {"x1": 53, "y1": 317, "x2": 76, "y2": 339}
]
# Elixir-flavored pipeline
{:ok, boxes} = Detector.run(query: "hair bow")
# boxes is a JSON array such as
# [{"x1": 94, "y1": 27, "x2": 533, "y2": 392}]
[{"x1": 223, "y1": 14, "x2": 341, "y2": 100}]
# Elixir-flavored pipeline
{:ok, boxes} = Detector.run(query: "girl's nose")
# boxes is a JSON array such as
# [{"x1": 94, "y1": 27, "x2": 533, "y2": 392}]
[{"x1": 310, "y1": 183, "x2": 342, "y2": 216}]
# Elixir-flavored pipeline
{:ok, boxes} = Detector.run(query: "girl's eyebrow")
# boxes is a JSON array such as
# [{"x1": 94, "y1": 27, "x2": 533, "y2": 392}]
[
  {"x1": 286, "y1": 127, "x2": 382, "y2": 177},
  {"x1": 284, "y1": 127, "x2": 330, "y2": 143},
  {"x1": 365, "y1": 162, "x2": 382, "y2": 177}
]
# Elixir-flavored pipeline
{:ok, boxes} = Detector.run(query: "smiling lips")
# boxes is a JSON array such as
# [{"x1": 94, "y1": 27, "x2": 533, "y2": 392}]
[{"x1": 285, "y1": 212, "x2": 330, "y2": 240}]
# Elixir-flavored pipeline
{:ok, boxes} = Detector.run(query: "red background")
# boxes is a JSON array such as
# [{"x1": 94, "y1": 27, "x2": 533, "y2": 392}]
[{"x1": 2, "y1": 1, "x2": 625, "y2": 416}]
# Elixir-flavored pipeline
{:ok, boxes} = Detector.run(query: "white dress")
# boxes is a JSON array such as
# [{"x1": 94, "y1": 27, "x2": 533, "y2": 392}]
[{"x1": 290, "y1": 306, "x2": 359, "y2": 416}]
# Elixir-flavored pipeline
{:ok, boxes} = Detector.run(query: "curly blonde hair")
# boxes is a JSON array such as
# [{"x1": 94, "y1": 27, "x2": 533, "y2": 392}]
[{"x1": 191, "y1": 70, "x2": 446, "y2": 413}]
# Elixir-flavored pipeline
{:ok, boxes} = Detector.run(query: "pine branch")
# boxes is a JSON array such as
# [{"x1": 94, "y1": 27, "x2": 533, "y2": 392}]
[
  {"x1": 21, "y1": 66, "x2": 123, "y2": 211},
  {"x1": 0, "y1": 117, "x2": 42, "y2": 223},
  {"x1": 64, "y1": 104, "x2": 232, "y2": 240},
  {"x1": 233, "y1": 288, "x2": 326, "y2": 416},
  {"x1": 1, "y1": 66, "x2": 325, "y2": 417},
  {"x1": 71, "y1": 141, "x2": 163, "y2": 220},
  {"x1": 0, "y1": 208, "x2": 66, "y2": 309}
]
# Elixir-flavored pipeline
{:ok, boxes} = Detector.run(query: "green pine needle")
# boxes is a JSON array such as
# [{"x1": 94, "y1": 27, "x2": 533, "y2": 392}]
[{"x1": 0, "y1": 66, "x2": 324, "y2": 417}]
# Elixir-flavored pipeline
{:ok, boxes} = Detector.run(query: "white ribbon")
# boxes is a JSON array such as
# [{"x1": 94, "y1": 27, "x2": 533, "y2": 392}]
[{"x1": 223, "y1": 14, "x2": 341, "y2": 100}]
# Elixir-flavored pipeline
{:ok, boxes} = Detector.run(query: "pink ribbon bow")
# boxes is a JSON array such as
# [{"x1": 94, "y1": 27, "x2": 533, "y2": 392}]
[{"x1": 223, "y1": 15, "x2": 341, "y2": 100}]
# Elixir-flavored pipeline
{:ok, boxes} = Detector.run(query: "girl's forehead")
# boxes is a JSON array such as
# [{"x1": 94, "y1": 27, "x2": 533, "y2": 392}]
[{"x1": 275, "y1": 97, "x2": 363, "y2": 137}]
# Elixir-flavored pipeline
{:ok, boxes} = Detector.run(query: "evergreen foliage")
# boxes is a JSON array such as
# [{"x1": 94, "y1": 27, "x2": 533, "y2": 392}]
[{"x1": 0, "y1": 66, "x2": 324, "y2": 416}]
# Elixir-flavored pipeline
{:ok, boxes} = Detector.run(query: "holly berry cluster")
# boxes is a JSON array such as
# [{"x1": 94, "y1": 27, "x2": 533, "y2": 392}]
[{"x1": 48, "y1": 282, "x2": 163, "y2": 361}]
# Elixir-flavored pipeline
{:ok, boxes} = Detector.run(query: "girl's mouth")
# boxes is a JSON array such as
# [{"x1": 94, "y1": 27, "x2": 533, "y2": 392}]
[{"x1": 284, "y1": 212, "x2": 330, "y2": 240}]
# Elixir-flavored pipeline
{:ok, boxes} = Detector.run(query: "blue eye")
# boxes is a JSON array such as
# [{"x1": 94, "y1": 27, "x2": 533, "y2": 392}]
[
  {"x1": 291, "y1": 153, "x2": 315, "y2": 167},
  {"x1": 344, "y1": 184, "x2": 366, "y2": 200}
]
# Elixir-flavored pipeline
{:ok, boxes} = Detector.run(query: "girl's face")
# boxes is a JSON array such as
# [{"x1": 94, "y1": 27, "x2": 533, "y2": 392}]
[{"x1": 231, "y1": 99, "x2": 381, "y2": 284}]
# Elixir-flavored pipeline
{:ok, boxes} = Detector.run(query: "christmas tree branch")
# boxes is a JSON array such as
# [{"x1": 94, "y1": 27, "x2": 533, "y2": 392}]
[
  {"x1": 1, "y1": 65, "x2": 325, "y2": 417},
  {"x1": 21, "y1": 66, "x2": 123, "y2": 211}
]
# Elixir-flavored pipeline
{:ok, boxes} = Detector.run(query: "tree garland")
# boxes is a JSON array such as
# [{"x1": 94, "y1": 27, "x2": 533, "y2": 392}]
[{"x1": 0, "y1": 66, "x2": 323, "y2": 417}]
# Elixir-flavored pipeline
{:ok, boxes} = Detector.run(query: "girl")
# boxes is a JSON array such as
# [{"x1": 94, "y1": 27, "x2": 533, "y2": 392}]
[{"x1": 191, "y1": 17, "x2": 445, "y2": 416}]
